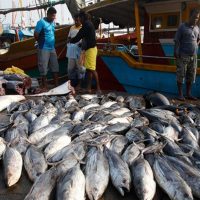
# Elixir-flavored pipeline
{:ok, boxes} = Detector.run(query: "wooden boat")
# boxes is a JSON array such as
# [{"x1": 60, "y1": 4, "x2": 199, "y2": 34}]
[
  {"x1": 0, "y1": 26, "x2": 69, "y2": 77},
  {"x1": 0, "y1": 25, "x2": 70, "y2": 78},
  {"x1": 85, "y1": 0, "x2": 200, "y2": 97}
]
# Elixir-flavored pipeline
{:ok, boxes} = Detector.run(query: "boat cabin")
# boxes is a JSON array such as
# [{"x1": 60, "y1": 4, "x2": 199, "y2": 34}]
[
  {"x1": 143, "y1": 0, "x2": 200, "y2": 65},
  {"x1": 83, "y1": 0, "x2": 200, "y2": 95},
  {"x1": 86, "y1": 0, "x2": 200, "y2": 66}
]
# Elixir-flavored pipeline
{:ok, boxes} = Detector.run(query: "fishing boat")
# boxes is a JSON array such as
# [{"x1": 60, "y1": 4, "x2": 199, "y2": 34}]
[
  {"x1": 85, "y1": 0, "x2": 200, "y2": 97},
  {"x1": 0, "y1": 25, "x2": 70, "y2": 77}
]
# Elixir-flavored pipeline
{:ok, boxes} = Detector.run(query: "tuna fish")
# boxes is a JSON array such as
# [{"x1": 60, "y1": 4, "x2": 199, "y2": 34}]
[
  {"x1": 56, "y1": 164, "x2": 85, "y2": 200},
  {"x1": 108, "y1": 135, "x2": 128, "y2": 155},
  {"x1": 0, "y1": 137, "x2": 6, "y2": 158},
  {"x1": 28, "y1": 123, "x2": 62, "y2": 144},
  {"x1": 153, "y1": 155, "x2": 193, "y2": 200},
  {"x1": 29, "y1": 104, "x2": 57, "y2": 133},
  {"x1": 24, "y1": 167, "x2": 58, "y2": 200},
  {"x1": 131, "y1": 156, "x2": 156, "y2": 200},
  {"x1": 36, "y1": 122, "x2": 73, "y2": 149},
  {"x1": 24, "y1": 145, "x2": 48, "y2": 182},
  {"x1": 47, "y1": 141, "x2": 86, "y2": 163},
  {"x1": 3, "y1": 147, "x2": 23, "y2": 187},
  {"x1": 85, "y1": 147, "x2": 109, "y2": 200},
  {"x1": 105, "y1": 147, "x2": 131, "y2": 196},
  {"x1": 122, "y1": 142, "x2": 144, "y2": 166},
  {"x1": 44, "y1": 135, "x2": 71, "y2": 159},
  {"x1": 143, "y1": 92, "x2": 170, "y2": 108},
  {"x1": 166, "y1": 155, "x2": 200, "y2": 198}
]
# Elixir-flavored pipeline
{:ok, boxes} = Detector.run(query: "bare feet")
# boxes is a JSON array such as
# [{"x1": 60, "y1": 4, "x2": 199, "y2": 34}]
[
  {"x1": 87, "y1": 89, "x2": 92, "y2": 94},
  {"x1": 75, "y1": 85, "x2": 81, "y2": 91},
  {"x1": 33, "y1": 87, "x2": 48, "y2": 94},
  {"x1": 15, "y1": 85, "x2": 24, "y2": 95},
  {"x1": 177, "y1": 95, "x2": 185, "y2": 101},
  {"x1": 185, "y1": 95, "x2": 198, "y2": 101},
  {"x1": 96, "y1": 90, "x2": 102, "y2": 95},
  {"x1": 0, "y1": 88, "x2": 5, "y2": 96},
  {"x1": 68, "y1": 81, "x2": 76, "y2": 95}
]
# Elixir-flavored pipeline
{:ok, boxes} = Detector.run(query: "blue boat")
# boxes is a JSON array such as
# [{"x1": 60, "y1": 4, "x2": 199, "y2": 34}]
[{"x1": 85, "y1": 0, "x2": 200, "y2": 97}]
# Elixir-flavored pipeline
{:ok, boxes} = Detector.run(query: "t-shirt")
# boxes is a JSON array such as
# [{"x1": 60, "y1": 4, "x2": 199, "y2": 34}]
[
  {"x1": 67, "y1": 25, "x2": 82, "y2": 59},
  {"x1": 68, "y1": 25, "x2": 82, "y2": 39},
  {"x1": 70, "y1": 20, "x2": 96, "y2": 51},
  {"x1": 66, "y1": 43, "x2": 81, "y2": 59},
  {"x1": 175, "y1": 23, "x2": 200, "y2": 56},
  {"x1": 35, "y1": 18, "x2": 55, "y2": 50}
]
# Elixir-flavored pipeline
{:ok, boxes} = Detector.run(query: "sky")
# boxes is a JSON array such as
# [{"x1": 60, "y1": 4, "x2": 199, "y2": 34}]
[{"x1": 0, "y1": 0, "x2": 74, "y2": 27}]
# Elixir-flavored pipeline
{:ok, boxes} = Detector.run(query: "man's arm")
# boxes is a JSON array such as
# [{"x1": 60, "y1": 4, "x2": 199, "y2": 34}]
[
  {"x1": 34, "y1": 32, "x2": 39, "y2": 41},
  {"x1": 34, "y1": 20, "x2": 43, "y2": 41},
  {"x1": 67, "y1": 37, "x2": 71, "y2": 43},
  {"x1": 174, "y1": 26, "x2": 181, "y2": 58},
  {"x1": 174, "y1": 41, "x2": 180, "y2": 58},
  {"x1": 70, "y1": 27, "x2": 85, "y2": 44},
  {"x1": 67, "y1": 27, "x2": 72, "y2": 43}
]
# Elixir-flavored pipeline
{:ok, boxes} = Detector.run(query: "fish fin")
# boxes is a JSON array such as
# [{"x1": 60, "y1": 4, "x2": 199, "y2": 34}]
[
  {"x1": 118, "y1": 187, "x2": 124, "y2": 196},
  {"x1": 175, "y1": 149, "x2": 194, "y2": 157}
]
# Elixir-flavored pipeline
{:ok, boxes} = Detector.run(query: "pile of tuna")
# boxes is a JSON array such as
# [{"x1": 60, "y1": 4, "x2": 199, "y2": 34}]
[{"x1": 1, "y1": 92, "x2": 200, "y2": 200}]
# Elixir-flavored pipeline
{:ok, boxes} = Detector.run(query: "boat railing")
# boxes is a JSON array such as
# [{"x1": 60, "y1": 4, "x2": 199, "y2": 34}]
[{"x1": 97, "y1": 42, "x2": 200, "y2": 62}]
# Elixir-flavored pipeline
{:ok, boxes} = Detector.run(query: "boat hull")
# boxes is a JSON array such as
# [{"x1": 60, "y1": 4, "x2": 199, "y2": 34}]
[{"x1": 97, "y1": 52, "x2": 200, "y2": 97}]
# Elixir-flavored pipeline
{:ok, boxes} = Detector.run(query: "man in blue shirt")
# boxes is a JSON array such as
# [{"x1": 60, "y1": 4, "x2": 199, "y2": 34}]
[
  {"x1": 34, "y1": 7, "x2": 59, "y2": 91},
  {"x1": 174, "y1": 9, "x2": 200, "y2": 101}
]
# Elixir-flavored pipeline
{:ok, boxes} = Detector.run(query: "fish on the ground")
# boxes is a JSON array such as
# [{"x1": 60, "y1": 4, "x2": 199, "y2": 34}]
[
  {"x1": 24, "y1": 145, "x2": 48, "y2": 182},
  {"x1": 3, "y1": 147, "x2": 23, "y2": 187},
  {"x1": 85, "y1": 147, "x2": 109, "y2": 200},
  {"x1": 105, "y1": 147, "x2": 131, "y2": 196}
]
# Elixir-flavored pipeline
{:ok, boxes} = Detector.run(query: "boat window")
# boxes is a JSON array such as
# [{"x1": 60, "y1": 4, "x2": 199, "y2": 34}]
[
  {"x1": 150, "y1": 12, "x2": 180, "y2": 31},
  {"x1": 151, "y1": 16, "x2": 163, "y2": 30},
  {"x1": 167, "y1": 15, "x2": 179, "y2": 28}
]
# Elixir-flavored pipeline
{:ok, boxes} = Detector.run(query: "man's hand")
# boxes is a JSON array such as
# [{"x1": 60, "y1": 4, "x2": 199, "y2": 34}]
[
  {"x1": 174, "y1": 52, "x2": 179, "y2": 59},
  {"x1": 34, "y1": 32, "x2": 39, "y2": 41},
  {"x1": 67, "y1": 37, "x2": 71, "y2": 43}
]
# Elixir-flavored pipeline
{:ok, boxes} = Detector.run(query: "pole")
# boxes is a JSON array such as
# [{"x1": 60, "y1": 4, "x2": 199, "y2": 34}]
[
  {"x1": 134, "y1": 0, "x2": 143, "y2": 62},
  {"x1": 35, "y1": 0, "x2": 41, "y2": 19}
]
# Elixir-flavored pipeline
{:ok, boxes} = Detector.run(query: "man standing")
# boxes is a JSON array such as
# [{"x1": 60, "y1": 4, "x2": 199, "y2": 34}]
[
  {"x1": 67, "y1": 14, "x2": 82, "y2": 90},
  {"x1": 174, "y1": 9, "x2": 200, "y2": 101},
  {"x1": 34, "y1": 7, "x2": 59, "y2": 92},
  {"x1": 70, "y1": 11, "x2": 101, "y2": 94}
]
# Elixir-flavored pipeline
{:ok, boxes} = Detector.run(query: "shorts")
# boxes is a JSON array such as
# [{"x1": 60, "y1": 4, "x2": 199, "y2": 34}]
[
  {"x1": 176, "y1": 55, "x2": 197, "y2": 83},
  {"x1": 68, "y1": 58, "x2": 84, "y2": 80},
  {"x1": 84, "y1": 47, "x2": 97, "y2": 71},
  {"x1": 38, "y1": 49, "x2": 59, "y2": 76}
]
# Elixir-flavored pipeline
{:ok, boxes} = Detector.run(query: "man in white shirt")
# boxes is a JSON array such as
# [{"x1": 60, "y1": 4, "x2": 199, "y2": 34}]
[{"x1": 67, "y1": 14, "x2": 82, "y2": 89}]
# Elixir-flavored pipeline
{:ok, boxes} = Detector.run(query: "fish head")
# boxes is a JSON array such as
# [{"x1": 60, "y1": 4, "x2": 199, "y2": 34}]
[{"x1": 119, "y1": 178, "x2": 131, "y2": 194}]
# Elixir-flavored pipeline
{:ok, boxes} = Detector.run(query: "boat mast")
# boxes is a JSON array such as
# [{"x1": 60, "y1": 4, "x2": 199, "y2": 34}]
[
  {"x1": 19, "y1": 0, "x2": 26, "y2": 28},
  {"x1": 12, "y1": 0, "x2": 17, "y2": 27},
  {"x1": 34, "y1": 0, "x2": 41, "y2": 19},
  {"x1": 134, "y1": 0, "x2": 143, "y2": 62}
]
